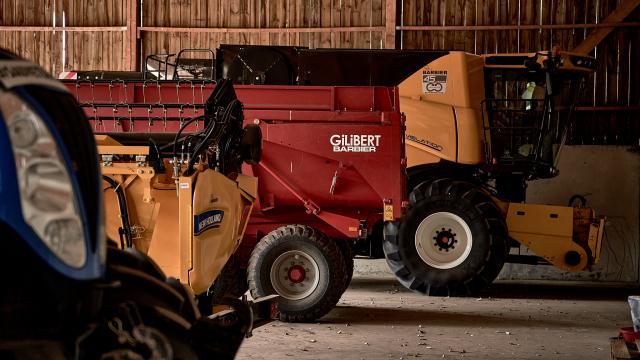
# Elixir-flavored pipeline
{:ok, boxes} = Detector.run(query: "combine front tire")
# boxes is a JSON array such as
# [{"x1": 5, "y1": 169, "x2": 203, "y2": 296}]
[
  {"x1": 384, "y1": 179, "x2": 509, "y2": 296},
  {"x1": 248, "y1": 225, "x2": 346, "y2": 322}
]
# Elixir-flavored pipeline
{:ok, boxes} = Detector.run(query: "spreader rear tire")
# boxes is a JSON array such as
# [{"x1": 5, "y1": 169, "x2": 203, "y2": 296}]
[
  {"x1": 248, "y1": 225, "x2": 345, "y2": 322},
  {"x1": 336, "y1": 240, "x2": 355, "y2": 292},
  {"x1": 383, "y1": 179, "x2": 508, "y2": 296}
]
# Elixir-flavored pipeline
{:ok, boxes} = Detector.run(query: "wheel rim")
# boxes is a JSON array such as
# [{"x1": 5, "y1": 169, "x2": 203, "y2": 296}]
[
  {"x1": 269, "y1": 250, "x2": 320, "y2": 300},
  {"x1": 414, "y1": 212, "x2": 473, "y2": 269}
]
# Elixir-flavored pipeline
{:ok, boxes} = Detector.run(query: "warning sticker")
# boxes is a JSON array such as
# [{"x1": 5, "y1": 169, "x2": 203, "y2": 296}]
[{"x1": 422, "y1": 70, "x2": 448, "y2": 94}]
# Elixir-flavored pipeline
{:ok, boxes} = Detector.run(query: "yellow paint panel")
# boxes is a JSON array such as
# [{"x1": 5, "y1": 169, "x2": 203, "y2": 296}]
[
  {"x1": 506, "y1": 203, "x2": 588, "y2": 271},
  {"x1": 98, "y1": 145, "x2": 150, "y2": 155}
]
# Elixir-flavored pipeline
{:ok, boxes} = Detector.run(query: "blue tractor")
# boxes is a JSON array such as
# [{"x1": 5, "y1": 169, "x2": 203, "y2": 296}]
[{"x1": 0, "y1": 49, "x2": 254, "y2": 359}]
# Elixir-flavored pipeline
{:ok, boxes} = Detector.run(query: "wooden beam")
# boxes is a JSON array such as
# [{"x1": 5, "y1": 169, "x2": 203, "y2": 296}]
[
  {"x1": 573, "y1": 0, "x2": 640, "y2": 54},
  {"x1": 384, "y1": 0, "x2": 397, "y2": 49},
  {"x1": 398, "y1": 22, "x2": 640, "y2": 31},
  {"x1": 0, "y1": 26, "x2": 126, "y2": 32},
  {"x1": 138, "y1": 26, "x2": 385, "y2": 33},
  {"x1": 576, "y1": 106, "x2": 640, "y2": 112},
  {"x1": 125, "y1": 0, "x2": 139, "y2": 71}
]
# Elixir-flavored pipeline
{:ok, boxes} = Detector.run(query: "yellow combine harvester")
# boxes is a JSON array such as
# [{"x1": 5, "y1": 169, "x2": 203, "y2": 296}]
[{"x1": 386, "y1": 49, "x2": 604, "y2": 295}]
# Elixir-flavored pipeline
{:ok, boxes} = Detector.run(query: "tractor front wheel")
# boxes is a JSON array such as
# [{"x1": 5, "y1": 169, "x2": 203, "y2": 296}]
[
  {"x1": 248, "y1": 225, "x2": 346, "y2": 322},
  {"x1": 384, "y1": 179, "x2": 509, "y2": 296}
]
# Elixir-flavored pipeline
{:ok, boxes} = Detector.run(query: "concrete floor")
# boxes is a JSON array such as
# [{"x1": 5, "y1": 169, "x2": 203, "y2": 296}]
[{"x1": 237, "y1": 259, "x2": 636, "y2": 360}]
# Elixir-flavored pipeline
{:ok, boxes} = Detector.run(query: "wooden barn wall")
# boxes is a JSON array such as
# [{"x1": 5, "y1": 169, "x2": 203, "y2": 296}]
[
  {"x1": 400, "y1": 0, "x2": 640, "y2": 145},
  {"x1": 0, "y1": 0, "x2": 127, "y2": 75},
  {"x1": 0, "y1": 0, "x2": 638, "y2": 144},
  {"x1": 139, "y1": 0, "x2": 385, "y2": 58}
]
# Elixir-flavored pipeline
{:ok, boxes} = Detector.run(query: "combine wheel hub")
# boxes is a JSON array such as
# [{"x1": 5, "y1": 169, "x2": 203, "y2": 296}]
[{"x1": 415, "y1": 212, "x2": 473, "y2": 270}]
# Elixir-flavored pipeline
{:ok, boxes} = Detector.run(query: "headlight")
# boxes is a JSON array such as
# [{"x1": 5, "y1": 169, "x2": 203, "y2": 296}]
[{"x1": 0, "y1": 91, "x2": 87, "y2": 268}]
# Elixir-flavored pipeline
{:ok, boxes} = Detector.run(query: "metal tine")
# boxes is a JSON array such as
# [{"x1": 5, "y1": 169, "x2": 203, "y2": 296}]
[
  {"x1": 176, "y1": 79, "x2": 193, "y2": 104},
  {"x1": 195, "y1": 82, "x2": 206, "y2": 116},
  {"x1": 162, "y1": 105, "x2": 168, "y2": 132},
  {"x1": 147, "y1": 105, "x2": 153, "y2": 133},
  {"x1": 123, "y1": 82, "x2": 129, "y2": 104},
  {"x1": 92, "y1": 106, "x2": 103, "y2": 132},
  {"x1": 142, "y1": 81, "x2": 148, "y2": 103},
  {"x1": 156, "y1": 80, "x2": 162, "y2": 105},
  {"x1": 190, "y1": 81, "x2": 196, "y2": 107},
  {"x1": 74, "y1": 80, "x2": 94, "y2": 105},
  {"x1": 128, "y1": 105, "x2": 134, "y2": 131},
  {"x1": 115, "y1": 80, "x2": 128, "y2": 104},
  {"x1": 179, "y1": 104, "x2": 185, "y2": 129},
  {"x1": 108, "y1": 81, "x2": 114, "y2": 104},
  {"x1": 142, "y1": 79, "x2": 161, "y2": 104},
  {"x1": 113, "y1": 104, "x2": 129, "y2": 131},
  {"x1": 148, "y1": 104, "x2": 163, "y2": 132},
  {"x1": 112, "y1": 105, "x2": 117, "y2": 130}
]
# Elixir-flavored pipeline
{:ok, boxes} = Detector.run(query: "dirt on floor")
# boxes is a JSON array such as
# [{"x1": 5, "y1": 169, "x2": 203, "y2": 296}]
[{"x1": 237, "y1": 260, "x2": 637, "y2": 360}]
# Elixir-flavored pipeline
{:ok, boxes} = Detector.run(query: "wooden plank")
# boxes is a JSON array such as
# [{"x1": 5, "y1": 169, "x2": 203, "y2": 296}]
[
  {"x1": 462, "y1": 0, "x2": 475, "y2": 52},
  {"x1": 294, "y1": 0, "x2": 305, "y2": 46},
  {"x1": 138, "y1": 25, "x2": 385, "y2": 33},
  {"x1": 228, "y1": 0, "x2": 241, "y2": 45},
  {"x1": 574, "y1": 0, "x2": 640, "y2": 54},
  {"x1": 384, "y1": 0, "x2": 396, "y2": 48},
  {"x1": 370, "y1": 0, "x2": 382, "y2": 48},
  {"x1": 351, "y1": 0, "x2": 367, "y2": 48},
  {"x1": 610, "y1": 338, "x2": 632, "y2": 359},
  {"x1": 180, "y1": 0, "x2": 190, "y2": 51},
  {"x1": 332, "y1": 0, "x2": 344, "y2": 47},
  {"x1": 125, "y1": 0, "x2": 139, "y2": 70},
  {"x1": 115, "y1": 0, "x2": 125, "y2": 70},
  {"x1": 324, "y1": 0, "x2": 336, "y2": 48},
  {"x1": 394, "y1": 21, "x2": 640, "y2": 30}
]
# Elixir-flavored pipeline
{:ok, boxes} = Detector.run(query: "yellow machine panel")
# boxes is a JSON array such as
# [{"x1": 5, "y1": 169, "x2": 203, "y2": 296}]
[
  {"x1": 505, "y1": 203, "x2": 590, "y2": 271},
  {"x1": 99, "y1": 137, "x2": 258, "y2": 297},
  {"x1": 189, "y1": 170, "x2": 256, "y2": 294},
  {"x1": 399, "y1": 52, "x2": 486, "y2": 165}
]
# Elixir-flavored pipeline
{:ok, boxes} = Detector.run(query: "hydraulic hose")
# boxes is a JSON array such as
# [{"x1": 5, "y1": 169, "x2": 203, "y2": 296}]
[
  {"x1": 102, "y1": 175, "x2": 133, "y2": 248},
  {"x1": 186, "y1": 99, "x2": 241, "y2": 175},
  {"x1": 172, "y1": 114, "x2": 207, "y2": 160}
]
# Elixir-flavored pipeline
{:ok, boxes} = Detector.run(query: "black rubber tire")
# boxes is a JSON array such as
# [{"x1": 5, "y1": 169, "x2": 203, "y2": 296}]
[
  {"x1": 247, "y1": 225, "x2": 346, "y2": 322},
  {"x1": 197, "y1": 256, "x2": 248, "y2": 316},
  {"x1": 336, "y1": 240, "x2": 355, "y2": 293},
  {"x1": 383, "y1": 179, "x2": 509, "y2": 296}
]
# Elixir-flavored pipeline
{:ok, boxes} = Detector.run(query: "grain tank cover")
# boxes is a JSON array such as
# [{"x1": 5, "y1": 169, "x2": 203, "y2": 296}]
[
  {"x1": 216, "y1": 45, "x2": 449, "y2": 87},
  {"x1": 297, "y1": 49, "x2": 449, "y2": 86},
  {"x1": 217, "y1": 45, "x2": 304, "y2": 85}
]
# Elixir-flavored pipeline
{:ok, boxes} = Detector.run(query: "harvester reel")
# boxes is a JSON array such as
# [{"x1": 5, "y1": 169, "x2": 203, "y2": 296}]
[{"x1": 383, "y1": 179, "x2": 509, "y2": 296}]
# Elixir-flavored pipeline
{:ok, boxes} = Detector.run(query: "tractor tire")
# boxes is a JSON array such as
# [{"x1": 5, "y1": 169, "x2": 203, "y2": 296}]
[
  {"x1": 99, "y1": 246, "x2": 249, "y2": 359},
  {"x1": 383, "y1": 179, "x2": 509, "y2": 296},
  {"x1": 336, "y1": 240, "x2": 355, "y2": 293},
  {"x1": 197, "y1": 256, "x2": 248, "y2": 316},
  {"x1": 248, "y1": 225, "x2": 346, "y2": 322}
]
